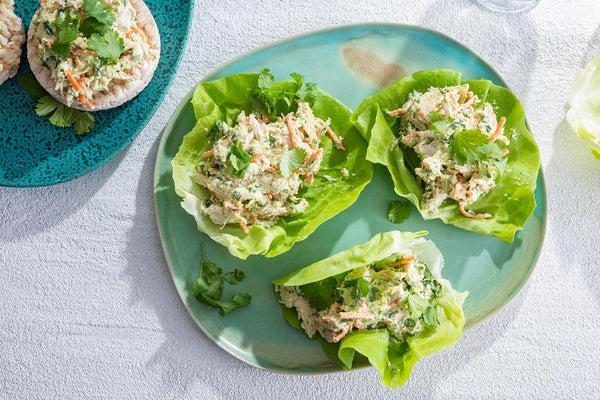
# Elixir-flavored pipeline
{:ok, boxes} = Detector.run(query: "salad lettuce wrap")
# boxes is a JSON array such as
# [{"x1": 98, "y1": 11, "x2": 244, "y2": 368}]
[
  {"x1": 172, "y1": 71, "x2": 372, "y2": 259},
  {"x1": 273, "y1": 231, "x2": 467, "y2": 387},
  {"x1": 350, "y1": 69, "x2": 540, "y2": 242}
]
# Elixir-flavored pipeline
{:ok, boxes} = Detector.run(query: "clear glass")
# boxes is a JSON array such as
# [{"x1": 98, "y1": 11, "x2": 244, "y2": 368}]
[{"x1": 475, "y1": 0, "x2": 540, "y2": 13}]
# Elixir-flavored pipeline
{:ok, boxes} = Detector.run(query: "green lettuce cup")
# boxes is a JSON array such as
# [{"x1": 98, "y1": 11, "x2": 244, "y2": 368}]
[
  {"x1": 350, "y1": 69, "x2": 540, "y2": 242},
  {"x1": 172, "y1": 71, "x2": 373, "y2": 259},
  {"x1": 273, "y1": 231, "x2": 467, "y2": 387}
]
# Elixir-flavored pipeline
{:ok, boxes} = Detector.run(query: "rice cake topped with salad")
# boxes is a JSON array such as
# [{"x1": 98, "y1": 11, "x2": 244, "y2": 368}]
[
  {"x1": 27, "y1": 0, "x2": 160, "y2": 111},
  {"x1": 0, "y1": 0, "x2": 25, "y2": 85}
]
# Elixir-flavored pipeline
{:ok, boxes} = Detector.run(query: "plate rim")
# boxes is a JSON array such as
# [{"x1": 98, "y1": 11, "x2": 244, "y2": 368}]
[
  {"x1": 154, "y1": 22, "x2": 548, "y2": 374},
  {"x1": 0, "y1": 0, "x2": 195, "y2": 188}
]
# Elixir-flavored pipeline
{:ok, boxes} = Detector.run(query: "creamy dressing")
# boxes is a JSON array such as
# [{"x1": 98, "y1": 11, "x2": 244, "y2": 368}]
[
  {"x1": 196, "y1": 101, "x2": 329, "y2": 233},
  {"x1": 389, "y1": 84, "x2": 509, "y2": 216},
  {"x1": 276, "y1": 255, "x2": 443, "y2": 344}
]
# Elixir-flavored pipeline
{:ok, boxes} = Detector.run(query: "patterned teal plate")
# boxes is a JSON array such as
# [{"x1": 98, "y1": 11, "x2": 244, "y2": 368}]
[
  {"x1": 155, "y1": 24, "x2": 547, "y2": 373},
  {"x1": 0, "y1": 0, "x2": 193, "y2": 187}
]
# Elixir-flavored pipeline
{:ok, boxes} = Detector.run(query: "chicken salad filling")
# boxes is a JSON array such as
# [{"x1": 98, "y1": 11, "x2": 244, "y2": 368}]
[
  {"x1": 196, "y1": 100, "x2": 344, "y2": 233},
  {"x1": 387, "y1": 84, "x2": 510, "y2": 219},
  {"x1": 275, "y1": 253, "x2": 444, "y2": 344}
]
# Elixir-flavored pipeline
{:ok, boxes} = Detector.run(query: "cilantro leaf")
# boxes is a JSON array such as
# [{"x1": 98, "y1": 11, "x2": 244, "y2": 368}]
[
  {"x1": 79, "y1": 17, "x2": 109, "y2": 37},
  {"x1": 73, "y1": 111, "x2": 95, "y2": 135},
  {"x1": 257, "y1": 69, "x2": 317, "y2": 117},
  {"x1": 187, "y1": 243, "x2": 251, "y2": 316},
  {"x1": 407, "y1": 294, "x2": 429, "y2": 319},
  {"x1": 17, "y1": 76, "x2": 47, "y2": 100},
  {"x1": 229, "y1": 143, "x2": 251, "y2": 176},
  {"x1": 83, "y1": 0, "x2": 115, "y2": 25},
  {"x1": 449, "y1": 130, "x2": 501, "y2": 165},
  {"x1": 19, "y1": 76, "x2": 96, "y2": 135},
  {"x1": 427, "y1": 111, "x2": 453, "y2": 134},
  {"x1": 35, "y1": 96, "x2": 60, "y2": 117},
  {"x1": 224, "y1": 269, "x2": 245, "y2": 285},
  {"x1": 52, "y1": 26, "x2": 78, "y2": 59},
  {"x1": 257, "y1": 68, "x2": 274, "y2": 92},
  {"x1": 423, "y1": 305, "x2": 440, "y2": 326},
  {"x1": 387, "y1": 200, "x2": 411, "y2": 224},
  {"x1": 88, "y1": 31, "x2": 124, "y2": 62},
  {"x1": 300, "y1": 277, "x2": 338, "y2": 311},
  {"x1": 290, "y1": 72, "x2": 316, "y2": 103},
  {"x1": 280, "y1": 147, "x2": 307, "y2": 178},
  {"x1": 49, "y1": 105, "x2": 78, "y2": 127}
]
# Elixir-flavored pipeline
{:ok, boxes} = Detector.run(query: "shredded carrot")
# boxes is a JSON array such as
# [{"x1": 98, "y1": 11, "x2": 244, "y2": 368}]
[
  {"x1": 307, "y1": 148, "x2": 323, "y2": 163},
  {"x1": 387, "y1": 108, "x2": 407, "y2": 117},
  {"x1": 286, "y1": 113, "x2": 299, "y2": 148},
  {"x1": 490, "y1": 117, "x2": 506, "y2": 141},
  {"x1": 417, "y1": 109, "x2": 431, "y2": 124},
  {"x1": 459, "y1": 202, "x2": 491, "y2": 219},
  {"x1": 65, "y1": 69, "x2": 83, "y2": 93},
  {"x1": 77, "y1": 94, "x2": 95, "y2": 110},
  {"x1": 305, "y1": 174, "x2": 314, "y2": 186},
  {"x1": 339, "y1": 311, "x2": 372, "y2": 319},
  {"x1": 223, "y1": 201, "x2": 238, "y2": 210},
  {"x1": 388, "y1": 255, "x2": 416, "y2": 269},
  {"x1": 326, "y1": 127, "x2": 345, "y2": 150},
  {"x1": 501, "y1": 148, "x2": 510, "y2": 157},
  {"x1": 332, "y1": 330, "x2": 346, "y2": 343},
  {"x1": 202, "y1": 149, "x2": 214, "y2": 158},
  {"x1": 134, "y1": 24, "x2": 146, "y2": 43},
  {"x1": 353, "y1": 322, "x2": 366, "y2": 330},
  {"x1": 265, "y1": 166, "x2": 276, "y2": 173},
  {"x1": 238, "y1": 221, "x2": 249, "y2": 234},
  {"x1": 74, "y1": 57, "x2": 81, "y2": 66}
]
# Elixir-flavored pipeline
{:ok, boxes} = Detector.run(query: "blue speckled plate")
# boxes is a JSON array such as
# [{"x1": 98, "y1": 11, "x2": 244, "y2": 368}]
[
  {"x1": 155, "y1": 24, "x2": 547, "y2": 373},
  {"x1": 0, "y1": 0, "x2": 193, "y2": 187}
]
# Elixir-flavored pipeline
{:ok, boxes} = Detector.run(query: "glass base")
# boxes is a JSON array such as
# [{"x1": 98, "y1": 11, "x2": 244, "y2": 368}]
[{"x1": 475, "y1": 0, "x2": 540, "y2": 12}]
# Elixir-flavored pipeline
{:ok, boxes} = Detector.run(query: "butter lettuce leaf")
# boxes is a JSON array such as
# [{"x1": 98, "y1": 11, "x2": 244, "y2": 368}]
[
  {"x1": 172, "y1": 73, "x2": 373, "y2": 259},
  {"x1": 350, "y1": 69, "x2": 540, "y2": 242},
  {"x1": 273, "y1": 231, "x2": 467, "y2": 387}
]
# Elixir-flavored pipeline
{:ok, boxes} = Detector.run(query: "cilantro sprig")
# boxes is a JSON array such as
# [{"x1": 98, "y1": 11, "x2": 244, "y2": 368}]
[
  {"x1": 229, "y1": 142, "x2": 251, "y2": 177},
  {"x1": 188, "y1": 243, "x2": 251, "y2": 316},
  {"x1": 387, "y1": 200, "x2": 411, "y2": 224},
  {"x1": 448, "y1": 130, "x2": 505, "y2": 165},
  {"x1": 49, "y1": 0, "x2": 123, "y2": 64},
  {"x1": 427, "y1": 111, "x2": 454, "y2": 134},
  {"x1": 257, "y1": 69, "x2": 317, "y2": 116},
  {"x1": 280, "y1": 147, "x2": 307, "y2": 178},
  {"x1": 18, "y1": 76, "x2": 95, "y2": 135}
]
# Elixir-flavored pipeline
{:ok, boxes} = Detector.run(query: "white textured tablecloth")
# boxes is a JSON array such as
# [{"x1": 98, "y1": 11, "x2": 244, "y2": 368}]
[{"x1": 2, "y1": 0, "x2": 600, "y2": 398}]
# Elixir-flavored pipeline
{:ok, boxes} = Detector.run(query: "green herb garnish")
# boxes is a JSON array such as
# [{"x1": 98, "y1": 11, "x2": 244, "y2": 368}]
[
  {"x1": 257, "y1": 69, "x2": 317, "y2": 116},
  {"x1": 229, "y1": 142, "x2": 251, "y2": 176},
  {"x1": 387, "y1": 200, "x2": 411, "y2": 224},
  {"x1": 18, "y1": 76, "x2": 95, "y2": 135},
  {"x1": 188, "y1": 243, "x2": 251, "y2": 316},
  {"x1": 427, "y1": 111, "x2": 454, "y2": 134},
  {"x1": 280, "y1": 147, "x2": 307, "y2": 178},
  {"x1": 49, "y1": 0, "x2": 123, "y2": 64},
  {"x1": 448, "y1": 129, "x2": 504, "y2": 165}
]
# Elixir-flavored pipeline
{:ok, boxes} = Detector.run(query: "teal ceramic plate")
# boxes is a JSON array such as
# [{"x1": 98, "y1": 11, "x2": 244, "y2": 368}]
[
  {"x1": 154, "y1": 24, "x2": 547, "y2": 373},
  {"x1": 0, "y1": 0, "x2": 193, "y2": 187}
]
